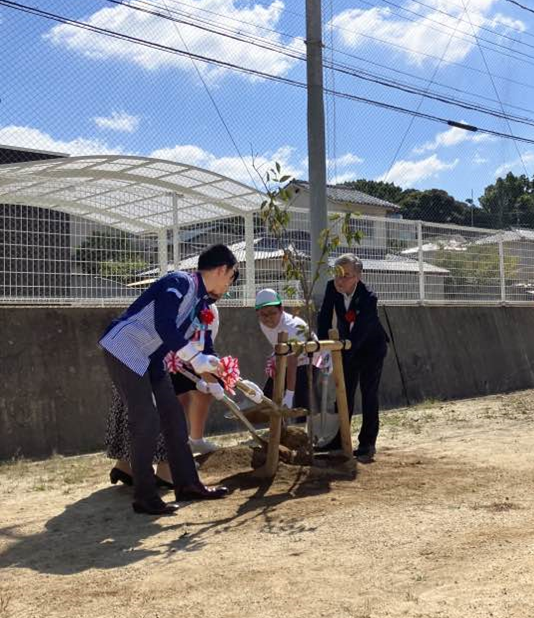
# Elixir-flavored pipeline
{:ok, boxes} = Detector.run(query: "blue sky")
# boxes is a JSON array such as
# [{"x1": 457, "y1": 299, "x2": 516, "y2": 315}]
[{"x1": 1, "y1": 0, "x2": 533, "y2": 205}]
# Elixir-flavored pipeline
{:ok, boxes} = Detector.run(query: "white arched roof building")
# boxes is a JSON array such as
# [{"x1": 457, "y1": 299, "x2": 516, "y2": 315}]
[
  {"x1": 0, "y1": 154, "x2": 264, "y2": 231},
  {"x1": 0, "y1": 154, "x2": 264, "y2": 304}
]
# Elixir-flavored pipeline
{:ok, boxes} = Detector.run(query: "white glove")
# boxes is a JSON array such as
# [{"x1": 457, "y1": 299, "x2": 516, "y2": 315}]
[
  {"x1": 177, "y1": 342, "x2": 220, "y2": 374},
  {"x1": 282, "y1": 390, "x2": 294, "y2": 408},
  {"x1": 190, "y1": 353, "x2": 220, "y2": 375},
  {"x1": 176, "y1": 341, "x2": 202, "y2": 362},
  {"x1": 196, "y1": 380, "x2": 225, "y2": 400},
  {"x1": 241, "y1": 380, "x2": 263, "y2": 404}
]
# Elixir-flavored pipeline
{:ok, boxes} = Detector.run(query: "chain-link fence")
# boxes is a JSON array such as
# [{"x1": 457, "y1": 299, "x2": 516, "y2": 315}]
[
  {"x1": 3, "y1": 193, "x2": 534, "y2": 306},
  {"x1": 2, "y1": 0, "x2": 533, "y2": 232},
  {"x1": 2, "y1": 0, "x2": 534, "y2": 310}
]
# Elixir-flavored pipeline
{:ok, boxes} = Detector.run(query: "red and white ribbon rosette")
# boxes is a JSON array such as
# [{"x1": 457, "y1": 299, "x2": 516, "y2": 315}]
[
  {"x1": 265, "y1": 354, "x2": 276, "y2": 379},
  {"x1": 217, "y1": 356, "x2": 240, "y2": 395},
  {"x1": 345, "y1": 309, "x2": 356, "y2": 324},
  {"x1": 164, "y1": 351, "x2": 185, "y2": 374},
  {"x1": 345, "y1": 309, "x2": 357, "y2": 332},
  {"x1": 165, "y1": 351, "x2": 240, "y2": 395},
  {"x1": 199, "y1": 307, "x2": 215, "y2": 326}
]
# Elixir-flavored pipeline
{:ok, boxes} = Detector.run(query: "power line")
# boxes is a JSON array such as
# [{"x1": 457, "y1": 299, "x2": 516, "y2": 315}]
[
  {"x1": 4, "y1": 0, "x2": 534, "y2": 147},
  {"x1": 99, "y1": 0, "x2": 534, "y2": 129},
  {"x1": 151, "y1": 0, "x2": 534, "y2": 95},
  {"x1": 158, "y1": 0, "x2": 259, "y2": 191},
  {"x1": 325, "y1": 38, "x2": 534, "y2": 95},
  {"x1": 104, "y1": 0, "x2": 302, "y2": 63},
  {"x1": 351, "y1": 0, "x2": 534, "y2": 69},
  {"x1": 505, "y1": 0, "x2": 534, "y2": 16},
  {"x1": 141, "y1": 0, "x2": 303, "y2": 43},
  {"x1": 362, "y1": 0, "x2": 534, "y2": 62},
  {"x1": 115, "y1": 0, "x2": 534, "y2": 99},
  {"x1": 380, "y1": 0, "x2": 534, "y2": 47},
  {"x1": 324, "y1": 58, "x2": 534, "y2": 129},
  {"x1": 383, "y1": 0, "x2": 469, "y2": 181},
  {"x1": 328, "y1": 44, "x2": 534, "y2": 114},
  {"x1": 269, "y1": 0, "x2": 534, "y2": 86},
  {"x1": 325, "y1": 27, "x2": 534, "y2": 94},
  {"x1": 459, "y1": 0, "x2": 530, "y2": 176}
]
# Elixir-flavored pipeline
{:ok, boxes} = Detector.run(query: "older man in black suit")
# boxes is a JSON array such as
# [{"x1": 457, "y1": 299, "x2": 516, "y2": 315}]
[{"x1": 317, "y1": 253, "x2": 389, "y2": 462}]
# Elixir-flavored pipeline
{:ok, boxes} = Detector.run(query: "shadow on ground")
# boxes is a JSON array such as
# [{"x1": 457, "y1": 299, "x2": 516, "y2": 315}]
[{"x1": 0, "y1": 449, "x2": 356, "y2": 574}]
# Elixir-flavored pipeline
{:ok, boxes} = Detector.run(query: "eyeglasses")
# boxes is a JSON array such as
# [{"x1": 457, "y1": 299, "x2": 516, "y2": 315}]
[{"x1": 334, "y1": 272, "x2": 357, "y2": 281}]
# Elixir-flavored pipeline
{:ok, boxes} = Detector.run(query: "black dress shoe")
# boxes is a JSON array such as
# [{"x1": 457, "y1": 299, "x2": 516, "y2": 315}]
[
  {"x1": 353, "y1": 445, "x2": 376, "y2": 463},
  {"x1": 132, "y1": 498, "x2": 179, "y2": 515},
  {"x1": 174, "y1": 481, "x2": 229, "y2": 501},
  {"x1": 110, "y1": 467, "x2": 133, "y2": 486},
  {"x1": 155, "y1": 475, "x2": 174, "y2": 489}
]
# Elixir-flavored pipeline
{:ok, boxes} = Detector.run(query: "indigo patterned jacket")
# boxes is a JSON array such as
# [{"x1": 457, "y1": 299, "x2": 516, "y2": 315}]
[{"x1": 100, "y1": 271, "x2": 215, "y2": 378}]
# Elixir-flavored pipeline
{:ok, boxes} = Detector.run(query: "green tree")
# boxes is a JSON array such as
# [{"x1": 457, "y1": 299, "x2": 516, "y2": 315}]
[
  {"x1": 256, "y1": 161, "x2": 362, "y2": 452},
  {"x1": 478, "y1": 172, "x2": 534, "y2": 229},
  {"x1": 398, "y1": 189, "x2": 469, "y2": 225},
  {"x1": 432, "y1": 244, "x2": 518, "y2": 290},
  {"x1": 341, "y1": 179, "x2": 407, "y2": 204},
  {"x1": 74, "y1": 230, "x2": 149, "y2": 280},
  {"x1": 339, "y1": 180, "x2": 482, "y2": 227}
]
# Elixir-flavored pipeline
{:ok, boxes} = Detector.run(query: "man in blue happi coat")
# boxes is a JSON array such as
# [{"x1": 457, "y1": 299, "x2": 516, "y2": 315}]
[{"x1": 100, "y1": 244, "x2": 239, "y2": 515}]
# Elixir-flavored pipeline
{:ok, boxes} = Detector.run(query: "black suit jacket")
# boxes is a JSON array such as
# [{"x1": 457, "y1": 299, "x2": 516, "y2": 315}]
[{"x1": 317, "y1": 279, "x2": 389, "y2": 357}]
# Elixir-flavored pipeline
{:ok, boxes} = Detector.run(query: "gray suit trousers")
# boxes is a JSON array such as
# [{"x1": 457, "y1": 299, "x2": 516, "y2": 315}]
[{"x1": 104, "y1": 350, "x2": 199, "y2": 502}]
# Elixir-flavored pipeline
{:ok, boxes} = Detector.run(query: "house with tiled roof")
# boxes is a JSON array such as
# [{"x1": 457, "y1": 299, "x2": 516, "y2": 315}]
[
  {"x1": 133, "y1": 236, "x2": 449, "y2": 303},
  {"x1": 283, "y1": 180, "x2": 401, "y2": 257},
  {"x1": 288, "y1": 180, "x2": 400, "y2": 217}
]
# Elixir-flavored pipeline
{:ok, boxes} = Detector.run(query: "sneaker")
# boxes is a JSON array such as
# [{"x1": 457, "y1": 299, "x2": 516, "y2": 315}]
[{"x1": 189, "y1": 438, "x2": 219, "y2": 455}]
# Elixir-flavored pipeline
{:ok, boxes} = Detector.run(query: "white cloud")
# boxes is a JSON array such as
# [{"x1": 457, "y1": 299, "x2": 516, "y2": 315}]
[
  {"x1": 0, "y1": 124, "x2": 304, "y2": 186},
  {"x1": 45, "y1": 0, "x2": 302, "y2": 83},
  {"x1": 330, "y1": 0, "x2": 507, "y2": 65},
  {"x1": 491, "y1": 13, "x2": 526, "y2": 33},
  {"x1": 494, "y1": 151, "x2": 534, "y2": 177},
  {"x1": 329, "y1": 152, "x2": 364, "y2": 167},
  {"x1": 295, "y1": 152, "x2": 364, "y2": 184},
  {"x1": 413, "y1": 123, "x2": 493, "y2": 154},
  {"x1": 93, "y1": 110, "x2": 140, "y2": 133},
  {"x1": 0, "y1": 125, "x2": 127, "y2": 156},
  {"x1": 327, "y1": 152, "x2": 364, "y2": 184},
  {"x1": 377, "y1": 154, "x2": 459, "y2": 186},
  {"x1": 473, "y1": 152, "x2": 488, "y2": 165},
  {"x1": 151, "y1": 143, "x2": 303, "y2": 185}
]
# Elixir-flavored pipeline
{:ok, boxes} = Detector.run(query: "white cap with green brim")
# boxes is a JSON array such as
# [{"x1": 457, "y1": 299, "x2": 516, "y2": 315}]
[{"x1": 255, "y1": 288, "x2": 282, "y2": 310}]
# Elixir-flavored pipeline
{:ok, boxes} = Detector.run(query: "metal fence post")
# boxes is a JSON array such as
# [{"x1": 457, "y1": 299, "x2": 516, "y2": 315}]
[
  {"x1": 244, "y1": 213, "x2": 256, "y2": 307},
  {"x1": 172, "y1": 193, "x2": 180, "y2": 271},
  {"x1": 158, "y1": 229, "x2": 168, "y2": 277},
  {"x1": 499, "y1": 239, "x2": 506, "y2": 303},
  {"x1": 417, "y1": 221, "x2": 425, "y2": 303}
]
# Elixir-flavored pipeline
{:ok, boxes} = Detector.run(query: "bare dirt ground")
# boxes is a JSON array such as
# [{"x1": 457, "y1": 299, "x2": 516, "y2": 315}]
[{"x1": 1, "y1": 390, "x2": 534, "y2": 618}]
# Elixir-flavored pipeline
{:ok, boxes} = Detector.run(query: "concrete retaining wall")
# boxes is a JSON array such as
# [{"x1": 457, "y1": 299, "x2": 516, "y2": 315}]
[
  {"x1": 1, "y1": 306, "x2": 533, "y2": 460},
  {"x1": 381, "y1": 306, "x2": 534, "y2": 405}
]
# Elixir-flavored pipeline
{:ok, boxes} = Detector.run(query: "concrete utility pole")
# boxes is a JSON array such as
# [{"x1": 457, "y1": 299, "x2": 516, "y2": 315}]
[{"x1": 306, "y1": 0, "x2": 329, "y2": 305}]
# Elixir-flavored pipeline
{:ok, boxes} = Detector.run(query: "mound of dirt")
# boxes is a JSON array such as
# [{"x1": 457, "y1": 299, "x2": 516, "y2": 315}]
[
  {"x1": 197, "y1": 440, "x2": 355, "y2": 487},
  {"x1": 280, "y1": 426, "x2": 310, "y2": 450},
  {"x1": 197, "y1": 446, "x2": 255, "y2": 476}
]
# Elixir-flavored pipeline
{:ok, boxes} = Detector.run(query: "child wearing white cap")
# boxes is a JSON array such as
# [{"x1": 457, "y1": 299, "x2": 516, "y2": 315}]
[{"x1": 255, "y1": 288, "x2": 317, "y2": 414}]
